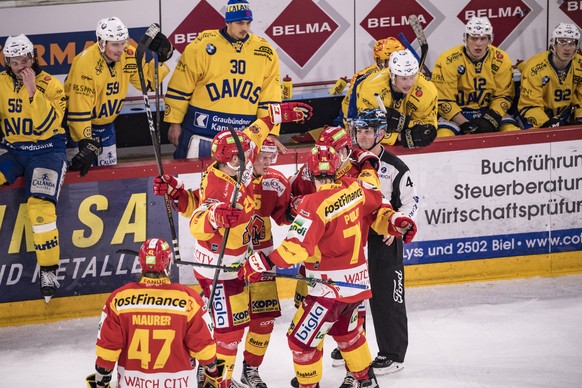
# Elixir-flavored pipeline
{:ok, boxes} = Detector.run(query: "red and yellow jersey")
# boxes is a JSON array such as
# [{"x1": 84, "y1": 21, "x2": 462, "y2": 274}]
[
  {"x1": 289, "y1": 159, "x2": 360, "y2": 197},
  {"x1": 432, "y1": 44, "x2": 515, "y2": 121},
  {"x1": 95, "y1": 277, "x2": 215, "y2": 384},
  {"x1": 249, "y1": 168, "x2": 292, "y2": 252},
  {"x1": 0, "y1": 70, "x2": 67, "y2": 146},
  {"x1": 270, "y1": 170, "x2": 393, "y2": 303},
  {"x1": 518, "y1": 50, "x2": 582, "y2": 127},
  {"x1": 188, "y1": 117, "x2": 272, "y2": 279},
  {"x1": 356, "y1": 68, "x2": 438, "y2": 146},
  {"x1": 65, "y1": 43, "x2": 169, "y2": 142}
]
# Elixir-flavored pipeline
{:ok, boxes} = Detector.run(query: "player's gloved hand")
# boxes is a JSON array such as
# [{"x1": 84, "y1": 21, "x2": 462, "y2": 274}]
[
  {"x1": 153, "y1": 174, "x2": 190, "y2": 212},
  {"x1": 351, "y1": 148, "x2": 380, "y2": 171},
  {"x1": 153, "y1": 174, "x2": 184, "y2": 198},
  {"x1": 202, "y1": 359, "x2": 226, "y2": 387},
  {"x1": 286, "y1": 195, "x2": 304, "y2": 222},
  {"x1": 459, "y1": 121, "x2": 480, "y2": 135},
  {"x1": 209, "y1": 203, "x2": 242, "y2": 229},
  {"x1": 86, "y1": 366, "x2": 112, "y2": 388},
  {"x1": 385, "y1": 108, "x2": 406, "y2": 133},
  {"x1": 542, "y1": 117, "x2": 565, "y2": 128},
  {"x1": 148, "y1": 31, "x2": 174, "y2": 62},
  {"x1": 401, "y1": 124, "x2": 437, "y2": 148},
  {"x1": 238, "y1": 251, "x2": 273, "y2": 283},
  {"x1": 70, "y1": 138, "x2": 100, "y2": 177},
  {"x1": 269, "y1": 102, "x2": 313, "y2": 124},
  {"x1": 472, "y1": 108, "x2": 502, "y2": 133},
  {"x1": 388, "y1": 211, "x2": 417, "y2": 243}
]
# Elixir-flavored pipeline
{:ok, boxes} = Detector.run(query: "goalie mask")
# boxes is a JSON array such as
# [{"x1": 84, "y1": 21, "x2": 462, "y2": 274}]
[
  {"x1": 139, "y1": 238, "x2": 173, "y2": 274},
  {"x1": 374, "y1": 37, "x2": 405, "y2": 69},
  {"x1": 307, "y1": 144, "x2": 340, "y2": 180}
]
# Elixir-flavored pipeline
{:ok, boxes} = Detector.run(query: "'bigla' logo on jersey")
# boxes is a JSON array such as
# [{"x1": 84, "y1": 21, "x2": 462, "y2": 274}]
[
  {"x1": 265, "y1": 0, "x2": 349, "y2": 78},
  {"x1": 458, "y1": 0, "x2": 542, "y2": 49}
]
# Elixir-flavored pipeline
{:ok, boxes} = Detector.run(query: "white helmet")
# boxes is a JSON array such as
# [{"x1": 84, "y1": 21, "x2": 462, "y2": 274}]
[
  {"x1": 551, "y1": 23, "x2": 580, "y2": 44},
  {"x1": 96, "y1": 17, "x2": 129, "y2": 42},
  {"x1": 388, "y1": 49, "x2": 419, "y2": 77},
  {"x1": 3, "y1": 34, "x2": 34, "y2": 58},
  {"x1": 464, "y1": 17, "x2": 493, "y2": 41}
]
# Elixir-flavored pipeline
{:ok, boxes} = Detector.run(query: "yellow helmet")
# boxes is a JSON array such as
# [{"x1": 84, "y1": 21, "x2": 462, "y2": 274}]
[{"x1": 373, "y1": 37, "x2": 405, "y2": 60}]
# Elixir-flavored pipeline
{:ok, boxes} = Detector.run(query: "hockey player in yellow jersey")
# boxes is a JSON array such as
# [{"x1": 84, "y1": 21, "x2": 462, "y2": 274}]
[
  {"x1": 164, "y1": 0, "x2": 283, "y2": 159},
  {"x1": 518, "y1": 23, "x2": 582, "y2": 128},
  {"x1": 355, "y1": 49, "x2": 438, "y2": 148},
  {"x1": 0, "y1": 34, "x2": 68, "y2": 302},
  {"x1": 432, "y1": 16, "x2": 520, "y2": 136},
  {"x1": 65, "y1": 16, "x2": 172, "y2": 175},
  {"x1": 289, "y1": 37, "x2": 405, "y2": 145}
]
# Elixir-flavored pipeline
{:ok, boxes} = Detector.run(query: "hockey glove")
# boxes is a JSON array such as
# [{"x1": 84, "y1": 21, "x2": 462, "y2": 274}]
[
  {"x1": 269, "y1": 102, "x2": 313, "y2": 124},
  {"x1": 541, "y1": 117, "x2": 565, "y2": 128},
  {"x1": 153, "y1": 174, "x2": 189, "y2": 213},
  {"x1": 385, "y1": 108, "x2": 406, "y2": 133},
  {"x1": 388, "y1": 212, "x2": 417, "y2": 243},
  {"x1": 202, "y1": 359, "x2": 226, "y2": 387},
  {"x1": 351, "y1": 148, "x2": 380, "y2": 171},
  {"x1": 70, "y1": 138, "x2": 100, "y2": 177},
  {"x1": 148, "y1": 31, "x2": 174, "y2": 62},
  {"x1": 209, "y1": 202, "x2": 242, "y2": 229},
  {"x1": 401, "y1": 124, "x2": 437, "y2": 148},
  {"x1": 86, "y1": 366, "x2": 112, "y2": 388},
  {"x1": 459, "y1": 121, "x2": 481, "y2": 135},
  {"x1": 473, "y1": 109, "x2": 502, "y2": 133},
  {"x1": 238, "y1": 251, "x2": 273, "y2": 283},
  {"x1": 286, "y1": 195, "x2": 304, "y2": 222}
]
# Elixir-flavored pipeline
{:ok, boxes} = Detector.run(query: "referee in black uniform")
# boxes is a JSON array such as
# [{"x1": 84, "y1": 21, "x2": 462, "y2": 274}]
[{"x1": 352, "y1": 108, "x2": 420, "y2": 375}]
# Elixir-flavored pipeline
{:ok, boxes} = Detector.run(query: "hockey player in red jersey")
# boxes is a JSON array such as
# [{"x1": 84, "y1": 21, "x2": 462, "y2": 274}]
[
  {"x1": 153, "y1": 101, "x2": 312, "y2": 387},
  {"x1": 237, "y1": 137, "x2": 292, "y2": 387},
  {"x1": 87, "y1": 238, "x2": 224, "y2": 388},
  {"x1": 238, "y1": 144, "x2": 417, "y2": 388}
]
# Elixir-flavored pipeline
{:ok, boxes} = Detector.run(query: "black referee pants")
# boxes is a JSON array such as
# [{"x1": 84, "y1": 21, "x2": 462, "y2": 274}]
[{"x1": 367, "y1": 232, "x2": 408, "y2": 362}]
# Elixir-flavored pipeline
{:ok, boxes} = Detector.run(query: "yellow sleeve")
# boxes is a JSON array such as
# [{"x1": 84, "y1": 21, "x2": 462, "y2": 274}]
[
  {"x1": 163, "y1": 41, "x2": 199, "y2": 124},
  {"x1": 518, "y1": 54, "x2": 551, "y2": 127},
  {"x1": 432, "y1": 49, "x2": 463, "y2": 121},
  {"x1": 489, "y1": 49, "x2": 515, "y2": 116},
  {"x1": 255, "y1": 42, "x2": 282, "y2": 136}
]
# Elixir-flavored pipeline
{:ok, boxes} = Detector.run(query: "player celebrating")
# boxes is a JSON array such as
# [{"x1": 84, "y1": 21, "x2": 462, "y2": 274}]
[
  {"x1": 87, "y1": 238, "x2": 225, "y2": 388},
  {"x1": 239, "y1": 144, "x2": 417, "y2": 388},
  {"x1": 356, "y1": 49, "x2": 438, "y2": 148},
  {"x1": 238, "y1": 137, "x2": 292, "y2": 387},
  {"x1": 65, "y1": 16, "x2": 173, "y2": 175},
  {"x1": 164, "y1": 0, "x2": 284, "y2": 159},
  {"x1": 154, "y1": 101, "x2": 311, "y2": 387},
  {"x1": 0, "y1": 34, "x2": 68, "y2": 302},
  {"x1": 432, "y1": 16, "x2": 520, "y2": 136},
  {"x1": 518, "y1": 23, "x2": 582, "y2": 127}
]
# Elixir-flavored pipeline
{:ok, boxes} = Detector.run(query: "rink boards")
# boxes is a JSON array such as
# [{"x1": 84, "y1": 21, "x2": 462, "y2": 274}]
[{"x1": 0, "y1": 127, "x2": 581, "y2": 326}]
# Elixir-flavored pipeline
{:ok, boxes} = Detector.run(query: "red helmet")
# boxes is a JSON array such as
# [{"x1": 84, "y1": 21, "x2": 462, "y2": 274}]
[
  {"x1": 307, "y1": 145, "x2": 340, "y2": 179},
  {"x1": 316, "y1": 125, "x2": 352, "y2": 152},
  {"x1": 138, "y1": 238, "x2": 172, "y2": 273},
  {"x1": 259, "y1": 137, "x2": 278, "y2": 162},
  {"x1": 211, "y1": 129, "x2": 251, "y2": 163}
]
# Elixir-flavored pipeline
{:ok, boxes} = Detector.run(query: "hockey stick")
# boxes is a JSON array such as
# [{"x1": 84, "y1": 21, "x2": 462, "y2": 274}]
[
  {"x1": 206, "y1": 124, "x2": 246, "y2": 311},
  {"x1": 117, "y1": 249, "x2": 367, "y2": 289},
  {"x1": 135, "y1": 24, "x2": 181, "y2": 261},
  {"x1": 408, "y1": 14, "x2": 431, "y2": 77}
]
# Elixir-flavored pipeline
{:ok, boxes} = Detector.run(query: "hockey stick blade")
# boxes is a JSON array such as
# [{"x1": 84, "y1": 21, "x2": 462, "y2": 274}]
[{"x1": 408, "y1": 15, "x2": 430, "y2": 76}]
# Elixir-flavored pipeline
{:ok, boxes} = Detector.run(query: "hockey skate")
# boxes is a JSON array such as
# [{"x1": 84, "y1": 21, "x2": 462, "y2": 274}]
[
  {"x1": 196, "y1": 362, "x2": 204, "y2": 388},
  {"x1": 289, "y1": 377, "x2": 319, "y2": 388},
  {"x1": 40, "y1": 265, "x2": 60, "y2": 303},
  {"x1": 372, "y1": 355, "x2": 403, "y2": 375},
  {"x1": 240, "y1": 360, "x2": 267, "y2": 388},
  {"x1": 355, "y1": 367, "x2": 379, "y2": 388},
  {"x1": 331, "y1": 348, "x2": 345, "y2": 367},
  {"x1": 339, "y1": 371, "x2": 356, "y2": 388}
]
